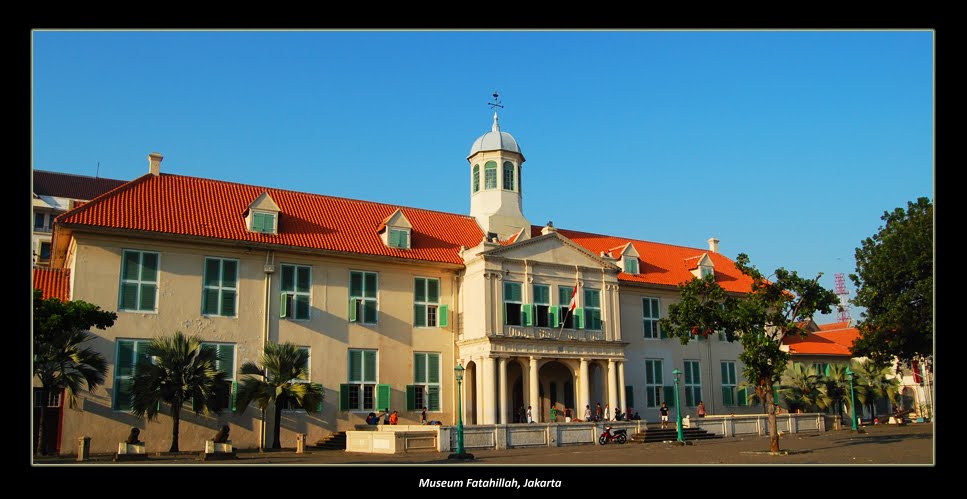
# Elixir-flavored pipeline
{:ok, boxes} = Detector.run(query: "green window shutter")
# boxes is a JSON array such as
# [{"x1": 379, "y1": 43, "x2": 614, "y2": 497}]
[
  {"x1": 522, "y1": 304, "x2": 533, "y2": 326},
  {"x1": 376, "y1": 384, "x2": 391, "y2": 411},
  {"x1": 625, "y1": 386, "x2": 634, "y2": 409},
  {"x1": 363, "y1": 351, "x2": 377, "y2": 382},
  {"x1": 427, "y1": 354, "x2": 440, "y2": 383},
  {"x1": 414, "y1": 304, "x2": 426, "y2": 327},
  {"x1": 773, "y1": 385, "x2": 781, "y2": 405},
  {"x1": 339, "y1": 384, "x2": 350, "y2": 411},
  {"x1": 349, "y1": 272, "x2": 362, "y2": 298},
  {"x1": 414, "y1": 278, "x2": 425, "y2": 301},
  {"x1": 120, "y1": 283, "x2": 138, "y2": 310},
  {"x1": 574, "y1": 308, "x2": 585, "y2": 329},
  {"x1": 389, "y1": 229, "x2": 400, "y2": 247},
  {"x1": 139, "y1": 284, "x2": 156, "y2": 311},
  {"x1": 400, "y1": 231, "x2": 408, "y2": 249},
  {"x1": 364, "y1": 273, "x2": 377, "y2": 298},
  {"x1": 428, "y1": 385, "x2": 440, "y2": 411},
  {"x1": 722, "y1": 386, "x2": 733, "y2": 406},
  {"x1": 349, "y1": 350, "x2": 362, "y2": 382},
  {"x1": 659, "y1": 323, "x2": 667, "y2": 338},
  {"x1": 663, "y1": 386, "x2": 676, "y2": 408},
  {"x1": 414, "y1": 353, "x2": 427, "y2": 383},
  {"x1": 231, "y1": 381, "x2": 238, "y2": 411},
  {"x1": 221, "y1": 290, "x2": 236, "y2": 317},
  {"x1": 549, "y1": 306, "x2": 559, "y2": 327},
  {"x1": 427, "y1": 279, "x2": 439, "y2": 303},
  {"x1": 348, "y1": 297, "x2": 358, "y2": 322},
  {"x1": 280, "y1": 292, "x2": 289, "y2": 318},
  {"x1": 721, "y1": 362, "x2": 729, "y2": 383},
  {"x1": 737, "y1": 387, "x2": 749, "y2": 406},
  {"x1": 406, "y1": 385, "x2": 416, "y2": 411},
  {"x1": 295, "y1": 295, "x2": 310, "y2": 320},
  {"x1": 438, "y1": 305, "x2": 448, "y2": 327}
]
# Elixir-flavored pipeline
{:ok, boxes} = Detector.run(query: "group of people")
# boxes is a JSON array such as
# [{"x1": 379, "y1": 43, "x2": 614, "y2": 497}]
[{"x1": 365, "y1": 408, "x2": 400, "y2": 425}]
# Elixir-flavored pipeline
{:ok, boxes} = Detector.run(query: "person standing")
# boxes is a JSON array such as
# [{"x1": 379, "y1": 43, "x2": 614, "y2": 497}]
[
  {"x1": 389, "y1": 410, "x2": 399, "y2": 425},
  {"x1": 660, "y1": 402, "x2": 670, "y2": 429},
  {"x1": 697, "y1": 401, "x2": 707, "y2": 418},
  {"x1": 421, "y1": 406, "x2": 428, "y2": 425},
  {"x1": 604, "y1": 403, "x2": 611, "y2": 421},
  {"x1": 550, "y1": 406, "x2": 558, "y2": 423},
  {"x1": 595, "y1": 402, "x2": 603, "y2": 422},
  {"x1": 527, "y1": 405, "x2": 534, "y2": 423},
  {"x1": 584, "y1": 405, "x2": 592, "y2": 421}
]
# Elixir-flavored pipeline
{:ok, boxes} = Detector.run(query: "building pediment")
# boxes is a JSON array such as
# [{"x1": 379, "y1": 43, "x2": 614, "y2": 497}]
[{"x1": 481, "y1": 231, "x2": 619, "y2": 271}]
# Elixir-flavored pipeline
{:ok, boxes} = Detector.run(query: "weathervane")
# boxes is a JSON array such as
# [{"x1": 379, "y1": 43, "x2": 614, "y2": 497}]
[{"x1": 488, "y1": 91, "x2": 504, "y2": 113}]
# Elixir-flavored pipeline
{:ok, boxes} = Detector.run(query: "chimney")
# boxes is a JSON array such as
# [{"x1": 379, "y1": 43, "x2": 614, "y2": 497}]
[
  {"x1": 148, "y1": 152, "x2": 164, "y2": 176},
  {"x1": 541, "y1": 221, "x2": 557, "y2": 236},
  {"x1": 708, "y1": 237, "x2": 719, "y2": 253}
]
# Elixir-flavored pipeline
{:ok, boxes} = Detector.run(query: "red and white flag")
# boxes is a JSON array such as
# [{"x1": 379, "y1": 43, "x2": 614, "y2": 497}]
[{"x1": 568, "y1": 285, "x2": 578, "y2": 312}]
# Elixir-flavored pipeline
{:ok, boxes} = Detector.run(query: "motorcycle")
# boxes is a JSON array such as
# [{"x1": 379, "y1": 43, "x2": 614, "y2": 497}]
[{"x1": 598, "y1": 425, "x2": 628, "y2": 445}]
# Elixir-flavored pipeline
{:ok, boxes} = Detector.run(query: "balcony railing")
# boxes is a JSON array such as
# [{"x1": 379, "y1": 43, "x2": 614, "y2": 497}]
[{"x1": 502, "y1": 326, "x2": 605, "y2": 341}]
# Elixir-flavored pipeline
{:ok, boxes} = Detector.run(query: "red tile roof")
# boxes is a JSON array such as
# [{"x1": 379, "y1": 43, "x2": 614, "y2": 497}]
[
  {"x1": 58, "y1": 174, "x2": 485, "y2": 266},
  {"x1": 818, "y1": 321, "x2": 851, "y2": 331},
  {"x1": 33, "y1": 267, "x2": 70, "y2": 301},
  {"x1": 548, "y1": 228, "x2": 755, "y2": 293},
  {"x1": 33, "y1": 170, "x2": 128, "y2": 201},
  {"x1": 783, "y1": 323, "x2": 860, "y2": 356}
]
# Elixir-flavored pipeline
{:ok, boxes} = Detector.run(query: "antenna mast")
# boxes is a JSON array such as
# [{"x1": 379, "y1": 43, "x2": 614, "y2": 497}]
[{"x1": 834, "y1": 273, "x2": 851, "y2": 322}]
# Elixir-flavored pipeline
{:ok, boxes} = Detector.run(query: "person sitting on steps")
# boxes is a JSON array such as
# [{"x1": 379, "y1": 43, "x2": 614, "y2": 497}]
[
  {"x1": 125, "y1": 427, "x2": 143, "y2": 445},
  {"x1": 213, "y1": 424, "x2": 230, "y2": 443}
]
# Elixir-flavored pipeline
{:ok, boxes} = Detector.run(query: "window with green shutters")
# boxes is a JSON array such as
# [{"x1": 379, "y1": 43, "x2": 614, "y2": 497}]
[
  {"x1": 119, "y1": 250, "x2": 159, "y2": 312},
  {"x1": 624, "y1": 257, "x2": 638, "y2": 275},
  {"x1": 252, "y1": 212, "x2": 276, "y2": 234},
  {"x1": 533, "y1": 284, "x2": 550, "y2": 327},
  {"x1": 202, "y1": 257, "x2": 238, "y2": 317},
  {"x1": 414, "y1": 277, "x2": 440, "y2": 327},
  {"x1": 484, "y1": 161, "x2": 497, "y2": 189},
  {"x1": 642, "y1": 297, "x2": 661, "y2": 339},
  {"x1": 280, "y1": 264, "x2": 311, "y2": 320},
  {"x1": 683, "y1": 360, "x2": 702, "y2": 407},
  {"x1": 644, "y1": 359, "x2": 663, "y2": 408},
  {"x1": 349, "y1": 271, "x2": 378, "y2": 324},
  {"x1": 502, "y1": 161, "x2": 515, "y2": 191},
  {"x1": 200, "y1": 343, "x2": 236, "y2": 411},
  {"x1": 408, "y1": 352, "x2": 441, "y2": 411},
  {"x1": 813, "y1": 362, "x2": 830, "y2": 376},
  {"x1": 557, "y1": 286, "x2": 576, "y2": 329},
  {"x1": 388, "y1": 228, "x2": 409, "y2": 249},
  {"x1": 584, "y1": 289, "x2": 601, "y2": 330},
  {"x1": 472, "y1": 165, "x2": 480, "y2": 193},
  {"x1": 113, "y1": 339, "x2": 150, "y2": 411},
  {"x1": 663, "y1": 386, "x2": 676, "y2": 408},
  {"x1": 721, "y1": 361, "x2": 737, "y2": 407},
  {"x1": 343, "y1": 349, "x2": 377, "y2": 411},
  {"x1": 700, "y1": 265, "x2": 714, "y2": 279},
  {"x1": 504, "y1": 281, "x2": 522, "y2": 326}
]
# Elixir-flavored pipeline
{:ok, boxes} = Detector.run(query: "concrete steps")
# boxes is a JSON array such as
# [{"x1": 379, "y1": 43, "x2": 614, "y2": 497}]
[
  {"x1": 631, "y1": 424, "x2": 722, "y2": 443},
  {"x1": 313, "y1": 431, "x2": 347, "y2": 450}
]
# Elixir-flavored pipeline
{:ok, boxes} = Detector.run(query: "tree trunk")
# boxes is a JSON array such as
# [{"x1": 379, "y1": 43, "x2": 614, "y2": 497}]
[
  {"x1": 35, "y1": 387, "x2": 48, "y2": 456},
  {"x1": 170, "y1": 401, "x2": 181, "y2": 452},
  {"x1": 765, "y1": 381, "x2": 780, "y2": 452},
  {"x1": 272, "y1": 400, "x2": 283, "y2": 449}
]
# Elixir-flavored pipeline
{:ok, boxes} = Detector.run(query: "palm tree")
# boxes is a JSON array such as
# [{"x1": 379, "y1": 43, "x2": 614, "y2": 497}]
[
  {"x1": 33, "y1": 290, "x2": 115, "y2": 455},
  {"x1": 779, "y1": 363, "x2": 822, "y2": 413},
  {"x1": 816, "y1": 363, "x2": 850, "y2": 429},
  {"x1": 129, "y1": 332, "x2": 227, "y2": 452},
  {"x1": 235, "y1": 342, "x2": 325, "y2": 449},
  {"x1": 851, "y1": 359, "x2": 901, "y2": 423}
]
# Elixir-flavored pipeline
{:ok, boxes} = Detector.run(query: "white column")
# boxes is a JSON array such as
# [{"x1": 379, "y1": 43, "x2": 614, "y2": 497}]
[
  {"x1": 618, "y1": 361, "x2": 627, "y2": 412},
  {"x1": 529, "y1": 356, "x2": 540, "y2": 422},
  {"x1": 498, "y1": 357, "x2": 508, "y2": 424},
  {"x1": 484, "y1": 356, "x2": 496, "y2": 424},
  {"x1": 475, "y1": 357, "x2": 484, "y2": 424},
  {"x1": 607, "y1": 359, "x2": 618, "y2": 420},
  {"x1": 579, "y1": 358, "x2": 590, "y2": 416}
]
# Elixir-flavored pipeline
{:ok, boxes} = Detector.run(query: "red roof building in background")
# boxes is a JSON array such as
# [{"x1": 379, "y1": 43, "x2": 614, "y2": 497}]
[{"x1": 32, "y1": 267, "x2": 70, "y2": 301}]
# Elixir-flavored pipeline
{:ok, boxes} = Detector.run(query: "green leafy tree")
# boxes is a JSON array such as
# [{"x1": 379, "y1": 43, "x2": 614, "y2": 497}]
[
  {"x1": 33, "y1": 289, "x2": 116, "y2": 455},
  {"x1": 779, "y1": 363, "x2": 822, "y2": 413},
  {"x1": 129, "y1": 332, "x2": 227, "y2": 452},
  {"x1": 851, "y1": 359, "x2": 901, "y2": 422},
  {"x1": 850, "y1": 197, "x2": 933, "y2": 367},
  {"x1": 660, "y1": 255, "x2": 838, "y2": 452},
  {"x1": 235, "y1": 342, "x2": 325, "y2": 449},
  {"x1": 816, "y1": 363, "x2": 850, "y2": 429}
]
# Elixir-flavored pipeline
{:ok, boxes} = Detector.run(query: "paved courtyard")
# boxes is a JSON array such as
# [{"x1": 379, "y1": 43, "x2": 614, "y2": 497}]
[{"x1": 36, "y1": 422, "x2": 933, "y2": 466}]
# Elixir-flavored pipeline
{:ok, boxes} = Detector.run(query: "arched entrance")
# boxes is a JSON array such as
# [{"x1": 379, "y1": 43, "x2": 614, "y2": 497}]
[
  {"x1": 539, "y1": 361, "x2": 575, "y2": 422},
  {"x1": 508, "y1": 360, "x2": 525, "y2": 423},
  {"x1": 464, "y1": 361, "x2": 477, "y2": 425},
  {"x1": 588, "y1": 361, "x2": 606, "y2": 412}
]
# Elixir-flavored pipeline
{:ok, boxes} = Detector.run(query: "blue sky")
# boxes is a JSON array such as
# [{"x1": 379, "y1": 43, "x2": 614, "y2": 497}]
[{"x1": 32, "y1": 30, "x2": 934, "y2": 323}]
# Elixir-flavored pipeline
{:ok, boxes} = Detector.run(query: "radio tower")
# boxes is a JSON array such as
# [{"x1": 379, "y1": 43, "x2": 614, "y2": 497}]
[{"x1": 834, "y1": 273, "x2": 851, "y2": 323}]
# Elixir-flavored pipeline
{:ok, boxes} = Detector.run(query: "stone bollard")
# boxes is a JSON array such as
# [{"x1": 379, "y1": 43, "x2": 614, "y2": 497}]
[
  {"x1": 296, "y1": 433, "x2": 307, "y2": 454},
  {"x1": 77, "y1": 436, "x2": 91, "y2": 462}
]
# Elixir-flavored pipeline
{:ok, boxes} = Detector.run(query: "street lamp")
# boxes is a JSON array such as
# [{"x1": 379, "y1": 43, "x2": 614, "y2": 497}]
[
  {"x1": 448, "y1": 362, "x2": 473, "y2": 460},
  {"x1": 672, "y1": 368, "x2": 684, "y2": 443},
  {"x1": 846, "y1": 367, "x2": 858, "y2": 431}
]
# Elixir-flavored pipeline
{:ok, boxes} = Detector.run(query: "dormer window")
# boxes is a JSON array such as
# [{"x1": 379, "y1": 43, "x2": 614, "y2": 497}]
[
  {"x1": 252, "y1": 211, "x2": 276, "y2": 234},
  {"x1": 388, "y1": 228, "x2": 410, "y2": 249},
  {"x1": 245, "y1": 192, "x2": 281, "y2": 235},
  {"x1": 700, "y1": 265, "x2": 714, "y2": 279},
  {"x1": 624, "y1": 257, "x2": 639, "y2": 275},
  {"x1": 688, "y1": 253, "x2": 716, "y2": 279},
  {"x1": 380, "y1": 208, "x2": 413, "y2": 250}
]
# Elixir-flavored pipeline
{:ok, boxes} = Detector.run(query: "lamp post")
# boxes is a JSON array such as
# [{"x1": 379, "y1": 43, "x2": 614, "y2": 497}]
[
  {"x1": 672, "y1": 368, "x2": 684, "y2": 443},
  {"x1": 448, "y1": 363, "x2": 473, "y2": 460},
  {"x1": 846, "y1": 367, "x2": 858, "y2": 431}
]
